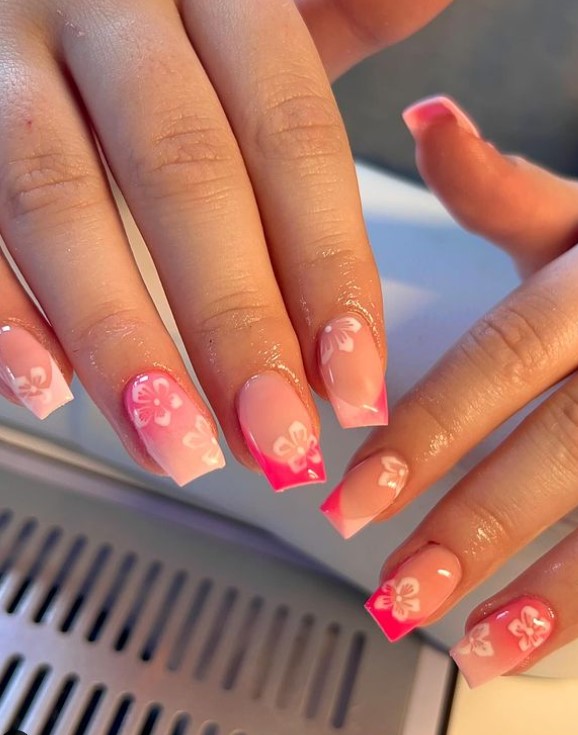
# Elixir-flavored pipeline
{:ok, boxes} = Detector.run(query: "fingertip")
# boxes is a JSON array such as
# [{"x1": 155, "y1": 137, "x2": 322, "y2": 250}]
[{"x1": 403, "y1": 95, "x2": 481, "y2": 140}]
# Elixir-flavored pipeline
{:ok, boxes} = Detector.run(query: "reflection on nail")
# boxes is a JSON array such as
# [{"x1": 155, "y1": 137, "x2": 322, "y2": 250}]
[
  {"x1": 0, "y1": 325, "x2": 73, "y2": 419},
  {"x1": 321, "y1": 453, "x2": 408, "y2": 539},
  {"x1": 124, "y1": 371, "x2": 225, "y2": 486},
  {"x1": 451, "y1": 597, "x2": 554, "y2": 688},
  {"x1": 238, "y1": 372, "x2": 326, "y2": 492}
]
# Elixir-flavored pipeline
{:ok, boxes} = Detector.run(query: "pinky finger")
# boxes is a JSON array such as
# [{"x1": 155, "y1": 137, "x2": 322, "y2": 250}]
[
  {"x1": 450, "y1": 530, "x2": 578, "y2": 688},
  {"x1": 0, "y1": 249, "x2": 73, "y2": 418}
]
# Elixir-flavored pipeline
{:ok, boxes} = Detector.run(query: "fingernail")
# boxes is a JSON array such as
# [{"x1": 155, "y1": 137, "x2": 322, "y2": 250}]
[
  {"x1": 450, "y1": 597, "x2": 554, "y2": 688},
  {"x1": 0, "y1": 325, "x2": 73, "y2": 419},
  {"x1": 318, "y1": 314, "x2": 388, "y2": 429},
  {"x1": 403, "y1": 95, "x2": 480, "y2": 139},
  {"x1": 321, "y1": 453, "x2": 408, "y2": 539},
  {"x1": 365, "y1": 545, "x2": 462, "y2": 642},
  {"x1": 124, "y1": 371, "x2": 225, "y2": 487},
  {"x1": 238, "y1": 371, "x2": 326, "y2": 492}
]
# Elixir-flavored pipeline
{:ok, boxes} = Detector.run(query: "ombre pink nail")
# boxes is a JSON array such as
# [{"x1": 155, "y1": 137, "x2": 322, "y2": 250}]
[
  {"x1": 450, "y1": 598, "x2": 554, "y2": 688},
  {"x1": 238, "y1": 371, "x2": 326, "y2": 492},
  {"x1": 321, "y1": 453, "x2": 408, "y2": 539},
  {"x1": 124, "y1": 371, "x2": 225, "y2": 487},
  {"x1": 318, "y1": 314, "x2": 387, "y2": 429},
  {"x1": 365, "y1": 545, "x2": 462, "y2": 642},
  {"x1": 0, "y1": 325, "x2": 73, "y2": 419},
  {"x1": 403, "y1": 95, "x2": 481, "y2": 139}
]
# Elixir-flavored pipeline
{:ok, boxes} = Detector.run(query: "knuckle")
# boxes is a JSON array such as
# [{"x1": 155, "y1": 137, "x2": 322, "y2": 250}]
[
  {"x1": 193, "y1": 290, "x2": 281, "y2": 343},
  {"x1": 539, "y1": 385, "x2": 578, "y2": 472},
  {"x1": 255, "y1": 82, "x2": 346, "y2": 162},
  {"x1": 402, "y1": 385, "x2": 457, "y2": 458},
  {"x1": 461, "y1": 304, "x2": 552, "y2": 390},
  {"x1": 69, "y1": 304, "x2": 150, "y2": 359},
  {"x1": 458, "y1": 493, "x2": 515, "y2": 557},
  {"x1": 3, "y1": 148, "x2": 102, "y2": 223},
  {"x1": 130, "y1": 116, "x2": 238, "y2": 202}
]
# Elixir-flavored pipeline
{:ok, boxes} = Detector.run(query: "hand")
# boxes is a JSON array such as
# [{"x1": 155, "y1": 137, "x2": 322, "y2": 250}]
[
  {"x1": 321, "y1": 96, "x2": 578, "y2": 686},
  {"x1": 0, "y1": 0, "x2": 451, "y2": 488}
]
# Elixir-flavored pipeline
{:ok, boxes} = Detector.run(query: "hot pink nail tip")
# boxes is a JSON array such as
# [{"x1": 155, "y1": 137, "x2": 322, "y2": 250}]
[
  {"x1": 450, "y1": 598, "x2": 554, "y2": 689},
  {"x1": 124, "y1": 371, "x2": 225, "y2": 487},
  {"x1": 365, "y1": 545, "x2": 462, "y2": 642},
  {"x1": 238, "y1": 372, "x2": 326, "y2": 492},
  {"x1": 403, "y1": 96, "x2": 480, "y2": 138},
  {"x1": 321, "y1": 453, "x2": 408, "y2": 539},
  {"x1": 318, "y1": 314, "x2": 387, "y2": 429},
  {"x1": 0, "y1": 325, "x2": 73, "y2": 419}
]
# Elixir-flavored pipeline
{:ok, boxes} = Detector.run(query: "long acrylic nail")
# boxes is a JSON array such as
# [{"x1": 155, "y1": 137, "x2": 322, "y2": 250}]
[
  {"x1": 0, "y1": 325, "x2": 73, "y2": 419},
  {"x1": 403, "y1": 95, "x2": 481, "y2": 139},
  {"x1": 124, "y1": 371, "x2": 225, "y2": 486},
  {"x1": 238, "y1": 371, "x2": 326, "y2": 492},
  {"x1": 450, "y1": 597, "x2": 554, "y2": 688},
  {"x1": 318, "y1": 314, "x2": 387, "y2": 429},
  {"x1": 321, "y1": 453, "x2": 408, "y2": 539},
  {"x1": 365, "y1": 545, "x2": 462, "y2": 642}
]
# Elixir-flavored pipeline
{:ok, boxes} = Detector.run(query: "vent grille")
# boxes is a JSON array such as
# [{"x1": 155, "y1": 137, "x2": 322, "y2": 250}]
[{"x1": 0, "y1": 457, "x2": 431, "y2": 734}]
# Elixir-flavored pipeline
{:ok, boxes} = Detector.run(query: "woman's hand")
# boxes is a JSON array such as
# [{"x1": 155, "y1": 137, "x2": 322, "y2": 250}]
[
  {"x1": 321, "y1": 96, "x2": 578, "y2": 686},
  {"x1": 0, "y1": 0, "x2": 452, "y2": 489}
]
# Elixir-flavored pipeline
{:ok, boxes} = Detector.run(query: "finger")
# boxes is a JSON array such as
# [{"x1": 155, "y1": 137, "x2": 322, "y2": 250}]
[
  {"x1": 452, "y1": 530, "x2": 578, "y2": 687},
  {"x1": 182, "y1": 0, "x2": 388, "y2": 429},
  {"x1": 297, "y1": 0, "x2": 454, "y2": 81},
  {"x1": 365, "y1": 365, "x2": 578, "y2": 645},
  {"x1": 59, "y1": 1, "x2": 325, "y2": 490},
  {"x1": 321, "y1": 243, "x2": 578, "y2": 539},
  {"x1": 0, "y1": 38, "x2": 224, "y2": 485},
  {"x1": 404, "y1": 96, "x2": 578, "y2": 276},
  {"x1": 0, "y1": 252, "x2": 72, "y2": 417}
]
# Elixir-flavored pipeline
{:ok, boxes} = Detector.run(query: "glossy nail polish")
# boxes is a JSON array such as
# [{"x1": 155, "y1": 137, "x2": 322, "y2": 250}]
[
  {"x1": 238, "y1": 371, "x2": 326, "y2": 492},
  {"x1": 0, "y1": 325, "x2": 73, "y2": 419},
  {"x1": 365, "y1": 545, "x2": 462, "y2": 642},
  {"x1": 321, "y1": 453, "x2": 408, "y2": 539},
  {"x1": 124, "y1": 371, "x2": 225, "y2": 487},
  {"x1": 451, "y1": 598, "x2": 554, "y2": 688},
  {"x1": 318, "y1": 314, "x2": 387, "y2": 429},
  {"x1": 403, "y1": 95, "x2": 480, "y2": 138}
]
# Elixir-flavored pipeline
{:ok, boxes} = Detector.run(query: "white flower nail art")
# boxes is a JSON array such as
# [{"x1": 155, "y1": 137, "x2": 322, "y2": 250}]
[
  {"x1": 131, "y1": 376, "x2": 183, "y2": 428},
  {"x1": 182, "y1": 415, "x2": 223, "y2": 466},
  {"x1": 373, "y1": 577, "x2": 421, "y2": 622},
  {"x1": 507, "y1": 606, "x2": 552, "y2": 652},
  {"x1": 319, "y1": 316, "x2": 362, "y2": 366},
  {"x1": 272, "y1": 420, "x2": 322, "y2": 473},
  {"x1": 456, "y1": 622, "x2": 495, "y2": 657},
  {"x1": 14, "y1": 366, "x2": 53, "y2": 405},
  {"x1": 378, "y1": 455, "x2": 408, "y2": 498}
]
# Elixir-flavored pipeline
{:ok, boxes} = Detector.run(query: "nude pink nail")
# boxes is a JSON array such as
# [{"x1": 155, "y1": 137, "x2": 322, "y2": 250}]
[
  {"x1": 0, "y1": 325, "x2": 73, "y2": 419},
  {"x1": 403, "y1": 96, "x2": 481, "y2": 139},
  {"x1": 321, "y1": 453, "x2": 408, "y2": 539},
  {"x1": 365, "y1": 545, "x2": 462, "y2": 642},
  {"x1": 124, "y1": 371, "x2": 225, "y2": 487},
  {"x1": 450, "y1": 598, "x2": 554, "y2": 688},
  {"x1": 318, "y1": 314, "x2": 387, "y2": 429},
  {"x1": 238, "y1": 372, "x2": 326, "y2": 492}
]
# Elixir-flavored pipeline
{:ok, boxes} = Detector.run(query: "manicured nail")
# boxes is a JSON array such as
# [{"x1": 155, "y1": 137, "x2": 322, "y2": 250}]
[
  {"x1": 0, "y1": 325, "x2": 73, "y2": 419},
  {"x1": 124, "y1": 371, "x2": 225, "y2": 487},
  {"x1": 403, "y1": 95, "x2": 480, "y2": 139},
  {"x1": 450, "y1": 598, "x2": 554, "y2": 688},
  {"x1": 365, "y1": 545, "x2": 462, "y2": 642},
  {"x1": 318, "y1": 314, "x2": 387, "y2": 429},
  {"x1": 238, "y1": 371, "x2": 326, "y2": 492},
  {"x1": 321, "y1": 453, "x2": 408, "y2": 539}
]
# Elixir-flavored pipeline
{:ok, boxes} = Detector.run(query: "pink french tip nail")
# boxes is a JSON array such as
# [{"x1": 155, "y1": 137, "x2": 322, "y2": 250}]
[
  {"x1": 0, "y1": 325, "x2": 73, "y2": 420},
  {"x1": 402, "y1": 95, "x2": 481, "y2": 139},
  {"x1": 318, "y1": 314, "x2": 388, "y2": 429},
  {"x1": 365, "y1": 545, "x2": 462, "y2": 642},
  {"x1": 124, "y1": 371, "x2": 226, "y2": 487},
  {"x1": 320, "y1": 452, "x2": 408, "y2": 539},
  {"x1": 238, "y1": 371, "x2": 326, "y2": 492},
  {"x1": 450, "y1": 598, "x2": 554, "y2": 689}
]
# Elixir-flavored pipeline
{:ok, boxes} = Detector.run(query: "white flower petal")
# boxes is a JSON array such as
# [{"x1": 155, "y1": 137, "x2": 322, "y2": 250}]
[
  {"x1": 273, "y1": 436, "x2": 294, "y2": 458},
  {"x1": 152, "y1": 377, "x2": 170, "y2": 395},
  {"x1": 288, "y1": 421, "x2": 308, "y2": 446},
  {"x1": 132, "y1": 382, "x2": 153, "y2": 405},
  {"x1": 396, "y1": 577, "x2": 420, "y2": 598},
  {"x1": 154, "y1": 408, "x2": 172, "y2": 427},
  {"x1": 288, "y1": 454, "x2": 306, "y2": 474},
  {"x1": 320, "y1": 337, "x2": 335, "y2": 366},
  {"x1": 334, "y1": 331, "x2": 355, "y2": 353},
  {"x1": 335, "y1": 316, "x2": 362, "y2": 334},
  {"x1": 169, "y1": 393, "x2": 184, "y2": 411},
  {"x1": 392, "y1": 603, "x2": 409, "y2": 622},
  {"x1": 30, "y1": 366, "x2": 47, "y2": 386}
]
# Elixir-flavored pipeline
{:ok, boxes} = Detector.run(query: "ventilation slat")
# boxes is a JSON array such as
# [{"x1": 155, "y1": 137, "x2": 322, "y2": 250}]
[
  {"x1": 221, "y1": 596, "x2": 264, "y2": 691},
  {"x1": 85, "y1": 553, "x2": 137, "y2": 643},
  {"x1": 0, "y1": 518, "x2": 37, "y2": 599},
  {"x1": 303, "y1": 623, "x2": 341, "y2": 720},
  {"x1": 166, "y1": 578, "x2": 213, "y2": 673},
  {"x1": 33, "y1": 535, "x2": 87, "y2": 625},
  {"x1": 66, "y1": 685, "x2": 108, "y2": 735},
  {"x1": 5, "y1": 527, "x2": 62, "y2": 615},
  {"x1": 104, "y1": 695, "x2": 135, "y2": 735},
  {"x1": 140, "y1": 571, "x2": 187, "y2": 663},
  {"x1": 331, "y1": 632, "x2": 367, "y2": 730},
  {"x1": 0, "y1": 656, "x2": 24, "y2": 719},
  {"x1": 112, "y1": 561, "x2": 163, "y2": 653},
  {"x1": 32, "y1": 675, "x2": 78, "y2": 735},
  {"x1": 276, "y1": 614, "x2": 317, "y2": 710},
  {"x1": 4, "y1": 664, "x2": 51, "y2": 733},
  {"x1": 169, "y1": 714, "x2": 192, "y2": 735},
  {"x1": 193, "y1": 587, "x2": 239, "y2": 681},
  {"x1": 59, "y1": 544, "x2": 113, "y2": 633},
  {"x1": 249, "y1": 604, "x2": 290, "y2": 701}
]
